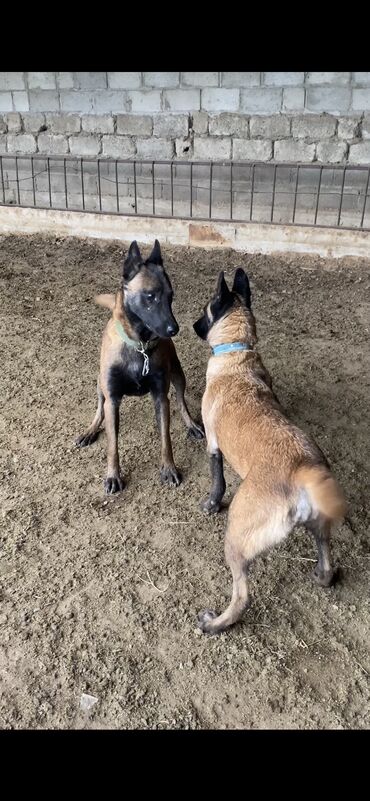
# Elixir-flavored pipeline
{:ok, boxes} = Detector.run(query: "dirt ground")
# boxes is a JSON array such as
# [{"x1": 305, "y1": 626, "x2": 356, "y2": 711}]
[{"x1": 0, "y1": 233, "x2": 369, "y2": 730}]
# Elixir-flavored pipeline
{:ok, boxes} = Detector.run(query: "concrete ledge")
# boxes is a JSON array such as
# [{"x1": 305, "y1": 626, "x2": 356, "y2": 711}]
[{"x1": 0, "y1": 205, "x2": 369, "y2": 258}]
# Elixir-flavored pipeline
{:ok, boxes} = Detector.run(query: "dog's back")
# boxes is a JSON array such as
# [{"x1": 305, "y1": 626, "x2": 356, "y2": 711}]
[{"x1": 205, "y1": 354, "x2": 346, "y2": 525}]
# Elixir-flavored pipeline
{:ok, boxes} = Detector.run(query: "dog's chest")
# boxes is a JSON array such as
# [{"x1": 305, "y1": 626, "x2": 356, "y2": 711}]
[{"x1": 108, "y1": 351, "x2": 163, "y2": 400}]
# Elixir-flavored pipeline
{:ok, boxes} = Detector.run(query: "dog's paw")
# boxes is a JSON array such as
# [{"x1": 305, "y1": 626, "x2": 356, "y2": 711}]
[
  {"x1": 187, "y1": 421, "x2": 205, "y2": 441},
  {"x1": 75, "y1": 431, "x2": 100, "y2": 448},
  {"x1": 197, "y1": 609, "x2": 219, "y2": 634},
  {"x1": 104, "y1": 475, "x2": 125, "y2": 495},
  {"x1": 311, "y1": 563, "x2": 339, "y2": 588},
  {"x1": 160, "y1": 465, "x2": 182, "y2": 487},
  {"x1": 201, "y1": 496, "x2": 222, "y2": 515}
]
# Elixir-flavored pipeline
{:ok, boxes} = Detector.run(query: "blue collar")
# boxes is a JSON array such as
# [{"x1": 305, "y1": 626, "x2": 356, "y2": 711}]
[{"x1": 211, "y1": 342, "x2": 254, "y2": 356}]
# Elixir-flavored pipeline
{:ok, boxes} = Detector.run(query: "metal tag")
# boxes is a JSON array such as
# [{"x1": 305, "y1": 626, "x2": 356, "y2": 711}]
[{"x1": 137, "y1": 342, "x2": 150, "y2": 376}]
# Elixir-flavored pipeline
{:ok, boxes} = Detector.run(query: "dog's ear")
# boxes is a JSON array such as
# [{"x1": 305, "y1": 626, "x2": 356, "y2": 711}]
[
  {"x1": 215, "y1": 270, "x2": 232, "y2": 303},
  {"x1": 94, "y1": 293, "x2": 116, "y2": 310},
  {"x1": 232, "y1": 267, "x2": 251, "y2": 309},
  {"x1": 123, "y1": 240, "x2": 143, "y2": 281},
  {"x1": 146, "y1": 239, "x2": 163, "y2": 266},
  {"x1": 210, "y1": 270, "x2": 233, "y2": 320}
]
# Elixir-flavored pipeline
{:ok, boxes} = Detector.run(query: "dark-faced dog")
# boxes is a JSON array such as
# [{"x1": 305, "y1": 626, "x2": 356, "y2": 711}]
[
  {"x1": 76, "y1": 239, "x2": 204, "y2": 494},
  {"x1": 193, "y1": 268, "x2": 347, "y2": 634}
]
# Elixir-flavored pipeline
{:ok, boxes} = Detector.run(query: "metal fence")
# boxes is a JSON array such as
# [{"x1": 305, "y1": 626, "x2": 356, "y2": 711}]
[{"x1": 0, "y1": 154, "x2": 369, "y2": 231}]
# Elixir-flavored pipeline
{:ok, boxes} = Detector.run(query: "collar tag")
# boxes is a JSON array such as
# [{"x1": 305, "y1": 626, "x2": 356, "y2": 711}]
[
  {"x1": 114, "y1": 320, "x2": 151, "y2": 375},
  {"x1": 137, "y1": 342, "x2": 150, "y2": 376}
]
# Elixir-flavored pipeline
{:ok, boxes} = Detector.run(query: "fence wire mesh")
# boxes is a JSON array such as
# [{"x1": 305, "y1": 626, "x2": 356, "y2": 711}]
[{"x1": 0, "y1": 154, "x2": 369, "y2": 231}]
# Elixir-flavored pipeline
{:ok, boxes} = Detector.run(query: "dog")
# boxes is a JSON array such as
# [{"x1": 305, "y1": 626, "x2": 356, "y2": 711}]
[
  {"x1": 193, "y1": 268, "x2": 347, "y2": 634},
  {"x1": 76, "y1": 239, "x2": 204, "y2": 494}
]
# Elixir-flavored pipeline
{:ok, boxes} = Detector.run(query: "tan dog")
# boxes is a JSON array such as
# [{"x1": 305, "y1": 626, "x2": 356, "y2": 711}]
[{"x1": 193, "y1": 268, "x2": 347, "y2": 634}]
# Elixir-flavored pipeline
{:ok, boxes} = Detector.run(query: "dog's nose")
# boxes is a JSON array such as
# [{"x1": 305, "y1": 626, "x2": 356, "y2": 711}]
[{"x1": 166, "y1": 322, "x2": 179, "y2": 337}]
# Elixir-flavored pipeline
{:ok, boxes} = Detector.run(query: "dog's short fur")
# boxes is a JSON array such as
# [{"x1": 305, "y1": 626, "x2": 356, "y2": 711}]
[
  {"x1": 193, "y1": 268, "x2": 347, "y2": 634},
  {"x1": 76, "y1": 239, "x2": 204, "y2": 494}
]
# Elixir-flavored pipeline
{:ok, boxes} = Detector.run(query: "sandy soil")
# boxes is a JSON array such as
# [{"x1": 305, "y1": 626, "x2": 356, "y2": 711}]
[{"x1": 0, "y1": 233, "x2": 369, "y2": 730}]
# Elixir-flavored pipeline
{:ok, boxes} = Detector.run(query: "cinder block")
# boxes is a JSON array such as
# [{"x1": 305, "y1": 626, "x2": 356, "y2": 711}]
[
  {"x1": 127, "y1": 91, "x2": 161, "y2": 113},
  {"x1": 193, "y1": 136, "x2": 231, "y2": 160},
  {"x1": 0, "y1": 116, "x2": 6, "y2": 134},
  {"x1": 352, "y1": 89, "x2": 370, "y2": 112},
  {"x1": 353, "y1": 73, "x2": 370, "y2": 86},
  {"x1": 136, "y1": 137, "x2": 173, "y2": 159},
  {"x1": 57, "y1": 73, "x2": 74, "y2": 89},
  {"x1": 181, "y1": 73, "x2": 219, "y2": 87},
  {"x1": 291, "y1": 114, "x2": 336, "y2": 140},
  {"x1": 306, "y1": 72, "x2": 351, "y2": 85},
  {"x1": 153, "y1": 113, "x2": 188, "y2": 137},
  {"x1": 69, "y1": 135, "x2": 101, "y2": 157},
  {"x1": 274, "y1": 140, "x2": 316, "y2": 161},
  {"x1": 144, "y1": 73, "x2": 179, "y2": 88},
  {"x1": 316, "y1": 141, "x2": 347, "y2": 163},
  {"x1": 361, "y1": 115, "x2": 370, "y2": 140},
  {"x1": 175, "y1": 137, "x2": 192, "y2": 159},
  {"x1": 208, "y1": 113, "x2": 249, "y2": 137},
  {"x1": 233, "y1": 139, "x2": 272, "y2": 160},
  {"x1": 306, "y1": 87, "x2": 351, "y2": 113},
  {"x1": 0, "y1": 93, "x2": 13, "y2": 112},
  {"x1": 201, "y1": 89, "x2": 239, "y2": 112},
  {"x1": 46, "y1": 113, "x2": 81, "y2": 134},
  {"x1": 191, "y1": 111, "x2": 208, "y2": 134},
  {"x1": 337, "y1": 117, "x2": 361, "y2": 140},
  {"x1": 92, "y1": 91, "x2": 126, "y2": 113},
  {"x1": 12, "y1": 92, "x2": 29, "y2": 112},
  {"x1": 108, "y1": 73, "x2": 142, "y2": 89},
  {"x1": 5, "y1": 113, "x2": 22, "y2": 132},
  {"x1": 27, "y1": 72, "x2": 56, "y2": 90},
  {"x1": 250, "y1": 115, "x2": 290, "y2": 139},
  {"x1": 348, "y1": 142, "x2": 370, "y2": 164},
  {"x1": 74, "y1": 73, "x2": 107, "y2": 90},
  {"x1": 7, "y1": 134, "x2": 37, "y2": 153},
  {"x1": 82, "y1": 115, "x2": 114, "y2": 134},
  {"x1": 38, "y1": 133, "x2": 69, "y2": 155},
  {"x1": 240, "y1": 89, "x2": 282, "y2": 114},
  {"x1": 60, "y1": 91, "x2": 95, "y2": 113},
  {"x1": 263, "y1": 72, "x2": 304, "y2": 86},
  {"x1": 116, "y1": 114, "x2": 153, "y2": 136},
  {"x1": 0, "y1": 73, "x2": 25, "y2": 90},
  {"x1": 282, "y1": 88, "x2": 305, "y2": 112},
  {"x1": 102, "y1": 135, "x2": 136, "y2": 158},
  {"x1": 22, "y1": 113, "x2": 46, "y2": 133},
  {"x1": 221, "y1": 73, "x2": 260, "y2": 87},
  {"x1": 29, "y1": 91, "x2": 60, "y2": 112},
  {"x1": 163, "y1": 89, "x2": 200, "y2": 112}
]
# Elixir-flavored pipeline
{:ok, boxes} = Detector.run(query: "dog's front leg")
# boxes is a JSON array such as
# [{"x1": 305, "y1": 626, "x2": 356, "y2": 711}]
[
  {"x1": 152, "y1": 389, "x2": 182, "y2": 487},
  {"x1": 104, "y1": 396, "x2": 125, "y2": 494},
  {"x1": 201, "y1": 445, "x2": 226, "y2": 515}
]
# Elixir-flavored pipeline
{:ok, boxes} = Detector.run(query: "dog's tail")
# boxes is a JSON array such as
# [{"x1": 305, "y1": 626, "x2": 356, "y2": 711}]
[
  {"x1": 293, "y1": 464, "x2": 347, "y2": 522},
  {"x1": 94, "y1": 293, "x2": 116, "y2": 310}
]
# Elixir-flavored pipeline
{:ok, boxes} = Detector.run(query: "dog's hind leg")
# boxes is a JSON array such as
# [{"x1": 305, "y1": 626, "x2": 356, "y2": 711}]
[
  {"x1": 198, "y1": 484, "x2": 288, "y2": 634},
  {"x1": 198, "y1": 537, "x2": 250, "y2": 635},
  {"x1": 75, "y1": 377, "x2": 105, "y2": 448},
  {"x1": 170, "y1": 356, "x2": 204, "y2": 440},
  {"x1": 307, "y1": 517, "x2": 337, "y2": 587}
]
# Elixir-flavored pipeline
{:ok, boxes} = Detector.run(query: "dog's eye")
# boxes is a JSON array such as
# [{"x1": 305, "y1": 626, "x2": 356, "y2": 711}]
[{"x1": 146, "y1": 293, "x2": 154, "y2": 302}]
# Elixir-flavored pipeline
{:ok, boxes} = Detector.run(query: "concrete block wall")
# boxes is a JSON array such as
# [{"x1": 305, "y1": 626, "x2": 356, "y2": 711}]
[{"x1": 0, "y1": 73, "x2": 369, "y2": 165}]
